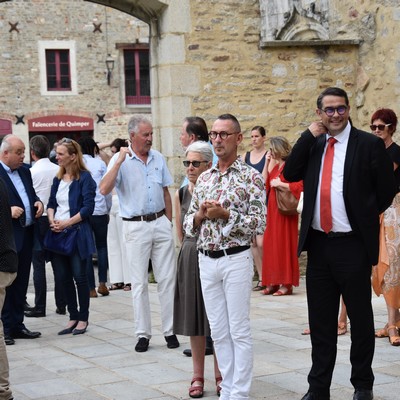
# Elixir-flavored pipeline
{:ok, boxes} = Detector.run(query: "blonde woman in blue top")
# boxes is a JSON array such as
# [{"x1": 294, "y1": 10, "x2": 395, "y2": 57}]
[{"x1": 47, "y1": 138, "x2": 96, "y2": 336}]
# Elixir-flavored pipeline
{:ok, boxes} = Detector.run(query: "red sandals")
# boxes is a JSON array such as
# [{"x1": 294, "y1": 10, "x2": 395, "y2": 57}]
[{"x1": 189, "y1": 377, "x2": 204, "y2": 398}]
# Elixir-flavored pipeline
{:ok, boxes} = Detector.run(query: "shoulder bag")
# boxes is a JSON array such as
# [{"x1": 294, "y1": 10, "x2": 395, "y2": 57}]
[
  {"x1": 44, "y1": 225, "x2": 80, "y2": 256},
  {"x1": 275, "y1": 186, "x2": 299, "y2": 216}
]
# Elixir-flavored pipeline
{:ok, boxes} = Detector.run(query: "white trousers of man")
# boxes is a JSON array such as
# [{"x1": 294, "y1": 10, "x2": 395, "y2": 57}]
[
  {"x1": 123, "y1": 215, "x2": 176, "y2": 339},
  {"x1": 199, "y1": 249, "x2": 254, "y2": 400}
]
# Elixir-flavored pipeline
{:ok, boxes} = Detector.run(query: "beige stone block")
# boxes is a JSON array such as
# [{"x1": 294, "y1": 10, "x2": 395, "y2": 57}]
[
  {"x1": 157, "y1": 65, "x2": 200, "y2": 97},
  {"x1": 159, "y1": 0, "x2": 191, "y2": 34},
  {"x1": 156, "y1": 96, "x2": 192, "y2": 129},
  {"x1": 157, "y1": 34, "x2": 186, "y2": 65}
]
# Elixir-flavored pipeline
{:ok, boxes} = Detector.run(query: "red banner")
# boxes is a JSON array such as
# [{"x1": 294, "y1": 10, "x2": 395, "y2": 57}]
[{"x1": 29, "y1": 115, "x2": 93, "y2": 132}]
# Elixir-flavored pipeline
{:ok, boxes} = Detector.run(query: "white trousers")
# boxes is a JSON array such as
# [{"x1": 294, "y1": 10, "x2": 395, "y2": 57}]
[
  {"x1": 123, "y1": 215, "x2": 176, "y2": 339},
  {"x1": 107, "y1": 195, "x2": 130, "y2": 284},
  {"x1": 199, "y1": 249, "x2": 254, "y2": 400}
]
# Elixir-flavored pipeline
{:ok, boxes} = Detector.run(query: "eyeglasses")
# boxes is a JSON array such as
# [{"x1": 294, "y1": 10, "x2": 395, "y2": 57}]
[
  {"x1": 182, "y1": 160, "x2": 208, "y2": 168},
  {"x1": 208, "y1": 131, "x2": 238, "y2": 140},
  {"x1": 370, "y1": 123, "x2": 392, "y2": 131},
  {"x1": 319, "y1": 106, "x2": 348, "y2": 117}
]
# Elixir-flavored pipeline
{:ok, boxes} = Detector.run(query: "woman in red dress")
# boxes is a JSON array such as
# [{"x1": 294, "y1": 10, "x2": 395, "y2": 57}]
[{"x1": 261, "y1": 136, "x2": 303, "y2": 296}]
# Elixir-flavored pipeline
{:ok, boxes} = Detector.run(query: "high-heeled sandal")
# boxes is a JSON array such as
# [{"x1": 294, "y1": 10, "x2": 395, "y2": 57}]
[
  {"x1": 215, "y1": 376, "x2": 222, "y2": 397},
  {"x1": 375, "y1": 320, "x2": 400, "y2": 338},
  {"x1": 252, "y1": 280, "x2": 266, "y2": 291},
  {"x1": 387, "y1": 325, "x2": 400, "y2": 346},
  {"x1": 261, "y1": 285, "x2": 279, "y2": 295},
  {"x1": 272, "y1": 285, "x2": 293, "y2": 296},
  {"x1": 189, "y1": 377, "x2": 204, "y2": 398}
]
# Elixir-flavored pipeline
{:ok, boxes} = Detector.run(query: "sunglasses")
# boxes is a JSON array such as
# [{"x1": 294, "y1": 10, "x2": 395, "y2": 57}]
[
  {"x1": 59, "y1": 137, "x2": 73, "y2": 144},
  {"x1": 183, "y1": 160, "x2": 208, "y2": 168},
  {"x1": 319, "y1": 106, "x2": 348, "y2": 117},
  {"x1": 370, "y1": 123, "x2": 391, "y2": 131}
]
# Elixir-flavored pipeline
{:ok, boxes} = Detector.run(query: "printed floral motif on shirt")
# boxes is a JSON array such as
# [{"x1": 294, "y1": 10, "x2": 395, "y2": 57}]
[{"x1": 184, "y1": 158, "x2": 266, "y2": 251}]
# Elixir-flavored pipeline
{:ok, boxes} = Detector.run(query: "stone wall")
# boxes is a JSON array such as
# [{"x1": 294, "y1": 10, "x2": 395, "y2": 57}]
[
  {"x1": 185, "y1": 0, "x2": 400, "y2": 151},
  {"x1": 0, "y1": 0, "x2": 150, "y2": 144}
]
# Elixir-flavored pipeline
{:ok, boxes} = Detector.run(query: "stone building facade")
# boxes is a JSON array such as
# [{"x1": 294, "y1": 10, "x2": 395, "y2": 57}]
[{"x1": 0, "y1": 0, "x2": 400, "y2": 187}]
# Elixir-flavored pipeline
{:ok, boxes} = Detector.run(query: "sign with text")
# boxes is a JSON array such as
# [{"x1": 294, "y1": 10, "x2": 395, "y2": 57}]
[{"x1": 29, "y1": 115, "x2": 94, "y2": 132}]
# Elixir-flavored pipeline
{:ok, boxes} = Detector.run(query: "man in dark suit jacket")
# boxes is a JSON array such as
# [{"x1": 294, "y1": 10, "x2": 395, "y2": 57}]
[
  {"x1": 284, "y1": 87, "x2": 396, "y2": 400},
  {"x1": 0, "y1": 135, "x2": 44, "y2": 345}
]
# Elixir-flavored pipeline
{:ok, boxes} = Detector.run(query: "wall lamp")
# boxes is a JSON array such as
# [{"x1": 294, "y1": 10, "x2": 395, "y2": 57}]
[{"x1": 105, "y1": 54, "x2": 114, "y2": 85}]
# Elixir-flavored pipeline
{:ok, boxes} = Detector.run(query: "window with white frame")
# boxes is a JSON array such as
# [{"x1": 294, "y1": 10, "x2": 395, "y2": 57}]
[{"x1": 39, "y1": 41, "x2": 77, "y2": 96}]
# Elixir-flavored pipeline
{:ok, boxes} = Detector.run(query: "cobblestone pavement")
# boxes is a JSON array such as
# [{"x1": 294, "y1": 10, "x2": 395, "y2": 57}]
[{"x1": 7, "y1": 274, "x2": 399, "y2": 399}]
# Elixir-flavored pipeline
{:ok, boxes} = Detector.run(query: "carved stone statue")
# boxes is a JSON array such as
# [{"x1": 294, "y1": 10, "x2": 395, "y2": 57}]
[{"x1": 260, "y1": 0, "x2": 329, "y2": 41}]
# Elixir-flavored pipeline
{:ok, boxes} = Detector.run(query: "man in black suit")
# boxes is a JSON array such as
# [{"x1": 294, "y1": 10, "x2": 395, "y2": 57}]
[
  {"x1": 0, "y1": 135, "x2": 44, "y2": 345},
  {"x1": 283, "y1": 87, "x2": 396, "y2": 400},
  {"x1": 0, "y1": 177, "x2": 18, "y2": 399}
]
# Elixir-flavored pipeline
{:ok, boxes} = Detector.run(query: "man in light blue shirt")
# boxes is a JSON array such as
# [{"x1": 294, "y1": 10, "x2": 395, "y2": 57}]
[{"x1": 100, "y1": 116, "x2": 178, "y2": 353}]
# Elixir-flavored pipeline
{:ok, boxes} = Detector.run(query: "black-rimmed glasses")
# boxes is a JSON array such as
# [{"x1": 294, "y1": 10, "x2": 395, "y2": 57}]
[
  {"x1": 183, "y1": 160, "x2": 208, "y2": 168},
  {"x1": 370, "y1": 123, "x2": 392, "y2": 131},
  {"x1": 319, "y1": 106, "x2": 348, "y2": 117},
  {"x1": 208, "y1": 131, "x2": 238, "y2": 140}
]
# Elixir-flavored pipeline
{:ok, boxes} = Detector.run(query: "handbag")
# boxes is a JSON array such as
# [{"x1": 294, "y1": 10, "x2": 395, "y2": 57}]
[
  {"x1": 275, "y1": 186, "x2": 299, "y2": 216},
  {"x1": 43, "y1": 225, "x2": 80, "y2": 256}
]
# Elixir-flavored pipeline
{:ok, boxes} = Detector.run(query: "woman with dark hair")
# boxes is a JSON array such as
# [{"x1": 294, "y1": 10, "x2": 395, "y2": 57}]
[
  {"x1": 261, "y1": 136, "x2": 303, "y2": 296},
  {"x1": 78, "y1": 137, "x2": 111, "y2": 298},
  {"x1": 370, "y1": 108, "x2": 400, "y2": 346},
  {"x1": 47, "y1": 138, "x2": 96, "y2": 335},
  {"x1": 241, "y1": 126, "x2": 267, "y2": 291}
]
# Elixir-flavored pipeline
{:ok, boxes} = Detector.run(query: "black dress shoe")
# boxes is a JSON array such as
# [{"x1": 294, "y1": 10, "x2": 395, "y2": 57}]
[
  {"x1": 183, "y1": 346, "x2": 214, "y2": 357},
  {"x1": 135, "y1": 337, "x2": 150, "y2": 352},
  {"x1": 4, "y1": 336, "x2": 15, "y2": 346},
  {"x1": 72, "y1": 321, "x2": 88, "y2": 335},
  {"x1": 353, "y1": 389, "x2": 373, "y2": 400},
  {"x1": 301, "y1": 391, "x2": 330, "y2": 400},
  {"x1": 58, "y1": 321, "x2": 78, "y2": 335},
  {"x1": 55, "y1": 307, "x2": 66, "y2": 315},
  {"x1": 24, "y1": 301, "x2": 34, "y2": 312},
  {"x1": 12, "y1": 328, "x2": 41, "y2": 339},
  {"x1": 165, "y1": 334, "x2": 180, "y2": 349},
  {"x1": 24, "y1": 309, "x2": 46, "y2": 318}
]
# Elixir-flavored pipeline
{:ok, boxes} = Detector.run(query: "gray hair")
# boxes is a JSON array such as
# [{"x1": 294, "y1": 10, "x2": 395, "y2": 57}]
[
  {"x1": 127, "y1": 116, "x2": 152, "y2": 136},
  {"x1": 185, "y1": 141, "x2": 213, "y2": 162},
  {"x1": 0, "y1": 134, "x2": 13, "y2": 154}
]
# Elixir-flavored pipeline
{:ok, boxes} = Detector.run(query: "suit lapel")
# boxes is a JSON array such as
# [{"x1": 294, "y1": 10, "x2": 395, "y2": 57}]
[
  {"x1": 0, "y1": 164, "x2": 25, "y2": 206},
  {"x1": 311, "y1": 135, "x2": 326, "y2": 190},
  {"x1": 343, "y1": 127, "x2": 358, "y2": 196}
]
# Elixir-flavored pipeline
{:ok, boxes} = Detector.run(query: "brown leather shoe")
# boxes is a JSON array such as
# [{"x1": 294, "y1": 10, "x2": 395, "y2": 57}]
[
  {"x1": 97, "y1": 283, "x2": 109, "y2": 296},
  {"x1": 89, "y1": 289, "x2": 98, "y2": 298}
]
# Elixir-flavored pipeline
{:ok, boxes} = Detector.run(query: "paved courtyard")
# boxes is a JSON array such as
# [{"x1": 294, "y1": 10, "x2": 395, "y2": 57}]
[{"x1": 7, "y1": 275, "x2": 400, "y2": 399}]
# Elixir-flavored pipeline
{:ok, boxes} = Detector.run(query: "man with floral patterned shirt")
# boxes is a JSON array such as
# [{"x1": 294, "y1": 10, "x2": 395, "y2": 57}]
[{"x1": 184, "y1": 114, "x2": 266, "y2": 400}]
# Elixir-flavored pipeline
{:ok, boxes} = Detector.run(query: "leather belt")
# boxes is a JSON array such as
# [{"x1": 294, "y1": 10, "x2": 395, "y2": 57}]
[
  {"x1": 198, "y1": 245, "x2": 250, "y2": 259},
  {"x1": 122, "y1": 209, "x2": 165, "y2": 222},
  {"x1": 311, "y1": 228, "x2": 355, "y2": 238}
]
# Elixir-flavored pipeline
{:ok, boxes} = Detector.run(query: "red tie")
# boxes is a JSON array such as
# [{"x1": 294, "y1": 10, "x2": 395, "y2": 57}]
[{"x1": 320, "y1": 137, "x2": 337, "y2": 233}]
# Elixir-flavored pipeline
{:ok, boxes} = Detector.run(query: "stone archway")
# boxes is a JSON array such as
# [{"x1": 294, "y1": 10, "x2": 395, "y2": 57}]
[{"x1": 84, "y1": 0, "x2": 199, "y2": 181}]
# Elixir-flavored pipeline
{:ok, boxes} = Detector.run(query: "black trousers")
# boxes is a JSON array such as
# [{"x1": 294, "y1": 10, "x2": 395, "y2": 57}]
[
  {"x1": 2, "y1": 226, "x2": 34, "y2": 335},
  {"x1": 306, "y1": 229, "x2": 375, "y2": 396},
  {"x1": 32, "y1": 216, "x2": 66, "y2": 311}
]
